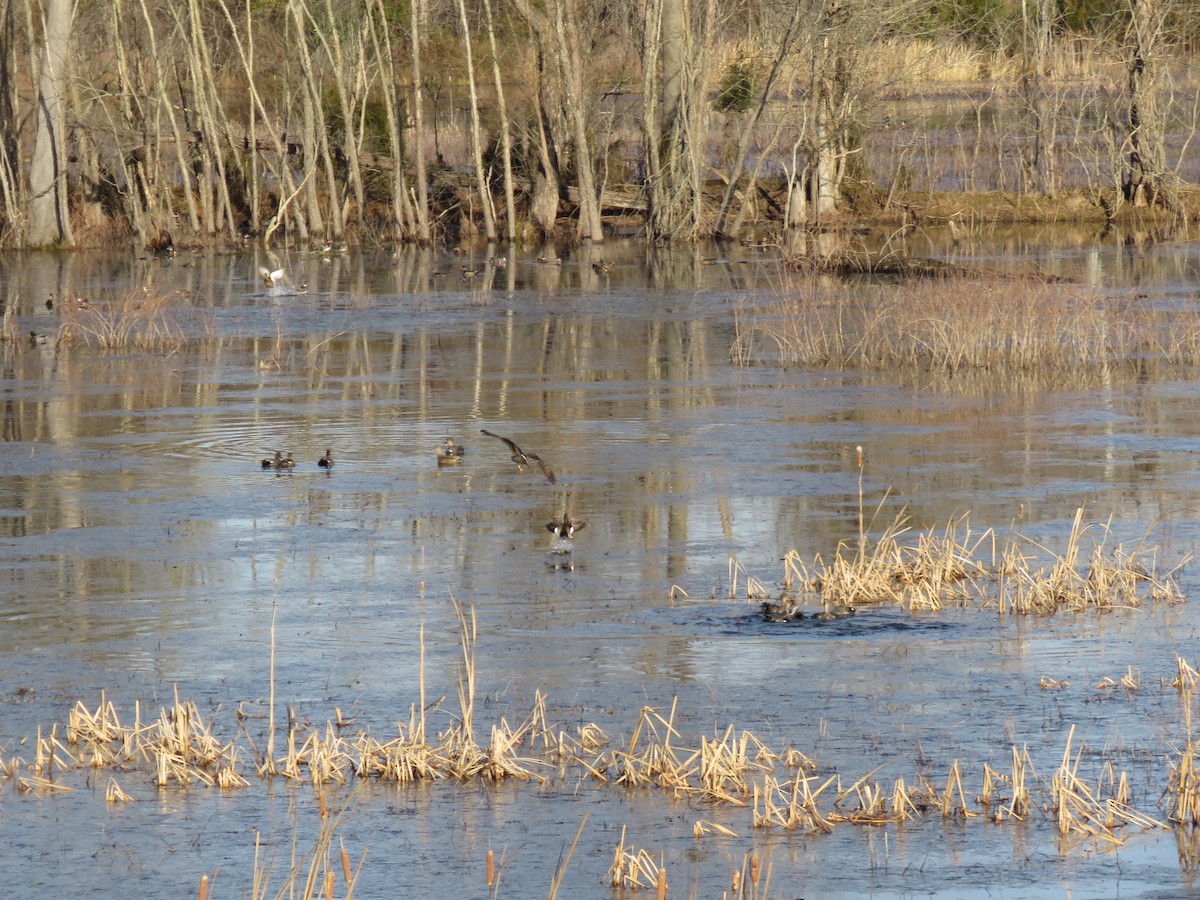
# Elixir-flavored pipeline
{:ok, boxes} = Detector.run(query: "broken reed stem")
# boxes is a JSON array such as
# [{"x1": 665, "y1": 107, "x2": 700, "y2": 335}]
[
  {"x1": 419, "y1": 582, "x2": 427, "y2": 746},
  {"x1": 262, "y1": 584, "x2": 279, "y2": 776},
  {"x1": 548, "y1": 815, "x2": 588, "y2": 900},
  {"x1": 856, "y1": 445, "x2": 865, "y2": 566}
]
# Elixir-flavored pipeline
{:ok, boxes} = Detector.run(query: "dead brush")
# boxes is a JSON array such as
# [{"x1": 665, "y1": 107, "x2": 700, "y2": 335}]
[
  {"x1": 105, "y1": 777, "x2": 132, "y2": 802},
  {"x1": 890, "y1": 776, "x2": 924, "y2": 822},
  {"x1": 351, "y1": 731, "x2": 437, "y2": 783},
  {"x1": 480, "y1": 717, "x2": 543, "y2": 782},
  {"x1": 729, "y1": 851, "x2": 771, "y2": 900},
  {"x1": 547, "y1": 722, "x2": 611, "y2": 780},
  {"x1": 67, "y1": 692, "x2": 123, "y2": 745},
  {"x1": 250, "y1": 784, "x2": 368, "y2": 900}
]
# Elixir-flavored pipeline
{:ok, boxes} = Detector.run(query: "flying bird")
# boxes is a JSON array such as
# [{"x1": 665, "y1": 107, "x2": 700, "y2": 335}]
[
  {"x1": 547, "y1": 516, "x2": 585, "y2": 552},
  {"x1": 480, "y1": 429, "x2": 555, "y2": 484},
  {"x1": 259, "y1": 267, "x2": 286, "y2": 287},
  {"x1": 547, "y1": 517, "x2": 585, "y2": 539}
]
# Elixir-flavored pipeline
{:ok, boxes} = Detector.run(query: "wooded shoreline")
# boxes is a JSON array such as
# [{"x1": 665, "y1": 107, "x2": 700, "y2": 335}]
[{"x1": 3, "y1": 1, "x2": 1197, "y2": 251}]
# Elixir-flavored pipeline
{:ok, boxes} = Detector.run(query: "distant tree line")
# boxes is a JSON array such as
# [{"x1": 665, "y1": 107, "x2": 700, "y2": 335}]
[{"x1": 0, "y1": 0, "x2": 1191, "y2": 250}]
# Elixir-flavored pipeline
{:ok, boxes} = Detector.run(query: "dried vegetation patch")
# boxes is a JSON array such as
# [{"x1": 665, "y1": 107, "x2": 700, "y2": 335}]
[
  {"x1": 2, "y1": 287, "x2": 207, "y2": 353},
  {"x1": 732, "y1": 276, "x2": 1200, "y2": 375},
  {"x1": 8, "y1": 658, "x2": 1200, "y2": 846},
  {"x1": 744, "y1": 506, "x2": 1186, "y2": 619}
]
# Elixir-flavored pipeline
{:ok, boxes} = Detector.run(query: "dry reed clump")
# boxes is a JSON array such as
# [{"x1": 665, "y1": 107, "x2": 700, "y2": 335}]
[
  {"x1": 754, "y1": 508, "x2": 1184, "y2": 617},
  {"x1": 2, "y1": 681, "x2": 1188, "y2": 858},
  {"x1": 1166, "y1": 665, "x2": 1200, "y2": 828},
  {"x1": 1052, "y1": 725, "x2": 1166, "y2": 845},
  {"x1": 781, "y1": 512, "x2": 990, "y2": 613},
  {"x1": 995, "y1": 509, "x2": 1186, "y2": 615},
  {"x1": 52, "y1": 288, "x2": 202, "y2": 352},
  {"x1": 733, "y1": 276, "x2": 1200, "y2": 375},
  {"x1": 606, "y1": 826, "x2": 664, "y2": 890},
  {"x1": 9, "y1": 621, "x2": 1200, "y2": 871}
]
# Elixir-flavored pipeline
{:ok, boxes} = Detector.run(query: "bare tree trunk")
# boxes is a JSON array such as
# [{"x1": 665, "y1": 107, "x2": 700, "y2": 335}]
[
  {"x1": 298, "y1": 58, "x2": 329, "y2": 238},
  {"x1": 368, "y1": 0, "x2": 415, "y2": 240},
  {"x1": 409, "y1": 0, "x2": 431, "y2": 244},
  {"x1": 1018, "y1": 0, "x2": 1058, "y2": 195},
  {"x1": 482, "y1": 0, "x2": 515, "y2": 243},
  {"x1": 181, "y1": 0, "x2": 240, "y2": 239},
  {"x1": 213, "y1": 0, "x2": 308, "y2": 242},
  {"x1": 107, "y1": 0, "x2": 151, "y2": 244},
  {"x1": 315, "y1": 0, "x2": 366, "y2": 232},
  {"x1": 288, "y1": 0, "x2": 335, "y2": 240},
  {"x1": 550, "y1": 0, "x2": 602, "y2": 242},
  {"x1": 713, "y1": 2, "x2": 803, "y2": 238},
  {"x1": 807, "y1": 2, "x2": 851, "y2": 222},
  {"x1": 528, "y1": 51, "x2": 562, "y2": 239},
  {"x1": 1122, "y1": 0, "x2": 1175, "y2": 209},
  {"x1": 456, "y1": 0, "x2": 496, "y2": 241},
  {"x1": 0, "y1": 0, "x2": 24, "y2": 232},
  {"x1": 645, "y1": 0, "x2": 696, "y2": 240},
  {"x1": 27, "y1": 0, "x2": 73, "y2": 247},
  {"x1": 510, "y1": 0, "x2": 565, "y2": 239}
]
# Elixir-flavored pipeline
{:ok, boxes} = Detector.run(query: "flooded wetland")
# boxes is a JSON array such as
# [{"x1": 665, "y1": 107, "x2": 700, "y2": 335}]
[{"x1": 5, "y1": 235, "x2": 1200, "y2": 898}]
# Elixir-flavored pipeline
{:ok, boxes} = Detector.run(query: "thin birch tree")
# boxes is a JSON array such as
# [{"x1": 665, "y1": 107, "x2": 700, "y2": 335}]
[{"x1": 27, "y1": 0, "x2": 73, "y2": 247}]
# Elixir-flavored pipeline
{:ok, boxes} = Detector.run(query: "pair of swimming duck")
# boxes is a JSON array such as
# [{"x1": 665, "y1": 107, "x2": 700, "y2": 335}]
[
  {"x1": 761, "y1": 595, "x2": 855, "y2": 623},
  {"x1": 260, "y1": 449, "x2": 333, "y2": 469}
]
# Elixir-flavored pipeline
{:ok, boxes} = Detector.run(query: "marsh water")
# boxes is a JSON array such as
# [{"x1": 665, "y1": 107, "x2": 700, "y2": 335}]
[{"x1": 4, "y1": 231, "x2": 1200, "y2": 898}]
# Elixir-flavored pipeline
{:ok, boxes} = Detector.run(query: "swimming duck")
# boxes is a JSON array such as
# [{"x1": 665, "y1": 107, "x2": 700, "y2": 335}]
[
  {"x1": 537, "y1": 255, "x2": 562, "y2": 265},
  {"x1": 435, "y1": 437, "x2": 465, "y2": 465},
  {"x1": 492, "y1": 255, "x2": 508, "y2": 269},
  {"x1": 317, "y1": 449, "x2": 334, "y2": 468},
  {"x1": 460, "y1": 265, "x2": 479, "y2": 278},
  {"x1": 279, "y1": 452, "x2": 296, "y2": 469},
  {"x1": 816, "y1": 602, "x2": 855, "y2": 621},
  {"x1": 261, "y1": 451, "x2": 283, "y2": 468},
  {"x1": 592, "y1": 260, "x2": 611, "y2": 275},
  {"x1": 761, "y1": 592, "x2": 803, "y2": 623},
  {"x1": 480, "y1": 429, "x2": 555, "y2": 484}
]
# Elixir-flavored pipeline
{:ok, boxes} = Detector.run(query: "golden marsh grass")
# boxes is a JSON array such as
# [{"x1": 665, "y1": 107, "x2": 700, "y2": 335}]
[
  {"x1": 733, "y1": 276, "x2": 1200, "y2": 375},
  {"x1": 53, "y1": 288, "x2": 205, "y2": 352},
  {"x1": 755, "y1": 507, "x2": 1185, "y2": 618},
  {"x1": 5, "y1": 613, "x2": 1200, "y2": 890}
]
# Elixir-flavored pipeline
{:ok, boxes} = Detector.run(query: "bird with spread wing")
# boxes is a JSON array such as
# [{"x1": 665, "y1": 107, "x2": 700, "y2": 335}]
[{"x1": 480, "y1": 429, "x2": 556, "y2": 484}]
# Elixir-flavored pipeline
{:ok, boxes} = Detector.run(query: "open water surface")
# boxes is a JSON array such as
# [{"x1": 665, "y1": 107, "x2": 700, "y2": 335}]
[{"x1": 4, "y1": 234, "x2": 1200, "y2": 897}]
